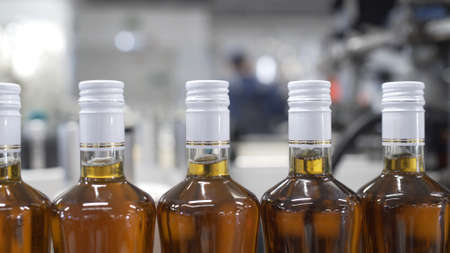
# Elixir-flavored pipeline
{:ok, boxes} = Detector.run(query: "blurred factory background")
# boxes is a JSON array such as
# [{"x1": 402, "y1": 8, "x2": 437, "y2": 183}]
[{"x1": 0, "y1": 0, "x2": 449, "y2": 250}]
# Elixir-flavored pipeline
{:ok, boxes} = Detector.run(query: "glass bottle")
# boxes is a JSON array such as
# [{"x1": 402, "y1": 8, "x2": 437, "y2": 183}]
[
  {"x1": 157, "y1": 80, "x2": 260, "y2": 253},
  {"x1": 0, "y1": 83, "x2": 51, "y2": 253},
  {"x1": 51, "y1": 80, "x2": 156, "y2": 253},
  {"x1": 261, "y1": 80, "x2": 362, "y2": 253},
  {"x1": 358, "y1": 81, "x2": 449, "y2": 252}
]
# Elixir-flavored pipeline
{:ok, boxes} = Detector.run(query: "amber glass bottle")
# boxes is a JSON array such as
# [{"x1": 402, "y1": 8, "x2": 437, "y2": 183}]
[
  {"x1": 261, "y1": 80, "x2": 361, "y2": 253},
  {"x1": 358, "y1": 81, "x2": 449, "y2": 252},
  {"x1": 262, "y1": 146, "x2": 362, "y2": 252},
  {"x1": 0, "y1": 151, "x2": 51, "y2": 253},
  {"x1": 51, "y1": 80, "x2": 156, "y2": 253},
  {"x1": 157, "y1": 80, "x2": 260, "y2": 253},
  {"x1": 0, "y1": 82, "x2": 50, "y2": 253}
]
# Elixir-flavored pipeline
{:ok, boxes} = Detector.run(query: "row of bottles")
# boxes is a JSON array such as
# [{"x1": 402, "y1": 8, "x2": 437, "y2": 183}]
[{"x1": 0, "y1": 80, "x2": 448, "y2": 253}]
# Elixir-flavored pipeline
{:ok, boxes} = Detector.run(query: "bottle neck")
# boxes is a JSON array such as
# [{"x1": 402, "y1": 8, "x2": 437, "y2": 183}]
[
  {"x1": 289, "y1": 145, "x2": 331, "y2": 176},
  {"x1": 80, "y1": 146, "x2": 125, "y2": 181},
  {"x1": 0, "y1": 149, "x2": 21, "y2": 182},
  {"x1": 187, "y1": 145, "x2": 230, "y2": 178},
  {"x1": 383, "y1": 144, "x2": 424, "y2": 173}
]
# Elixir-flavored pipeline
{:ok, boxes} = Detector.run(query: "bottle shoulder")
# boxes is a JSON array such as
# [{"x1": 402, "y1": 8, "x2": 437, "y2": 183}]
[
  {"x1": 158, "y1": 177, "x2": 260, "y2": 210},
  {"x1": 358, "y1": 172, "x2": 450, "y2": 204},
  {"x1": 53, "y1": 180, "x2": 155, "y2": 209},
  {"x1": 0, "y1": 181, "x2": 50, "y2": 208},
  {"x1": 261, "y1": 175, "x2": 360, "y2": 209}
]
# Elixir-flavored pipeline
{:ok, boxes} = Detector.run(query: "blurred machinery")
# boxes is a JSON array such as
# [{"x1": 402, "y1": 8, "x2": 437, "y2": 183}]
[{"x1": 325, "y1": 0, "x2": 450, "y2": 187}]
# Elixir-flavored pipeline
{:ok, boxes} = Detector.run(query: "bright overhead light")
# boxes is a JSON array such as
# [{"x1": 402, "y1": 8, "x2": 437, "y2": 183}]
[
  {"x1": 256, "y1": 55, "x2": 277, "y2": 85},
  {"x1": 114, "y1": 31, "x2": 136, "y2": 52},
  {"x1": 3, "y1": 21, "x2": 65, "y2": 78}
]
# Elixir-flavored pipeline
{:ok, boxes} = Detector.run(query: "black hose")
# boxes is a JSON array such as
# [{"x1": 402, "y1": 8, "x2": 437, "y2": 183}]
[{"x1": 332, "y1": 113, "x2": 381, "y2": 171}]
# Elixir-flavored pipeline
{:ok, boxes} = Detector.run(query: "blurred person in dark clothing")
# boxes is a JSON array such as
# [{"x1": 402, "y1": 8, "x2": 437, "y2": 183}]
[{"x1": 229, "y1": 52, "x2": 286, "y2": 139}]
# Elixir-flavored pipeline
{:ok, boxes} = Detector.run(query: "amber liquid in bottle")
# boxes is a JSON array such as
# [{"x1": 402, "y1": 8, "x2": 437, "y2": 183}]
[
  {"x1": 0, "y1": 149, "x2": 51, "y2": 253},
  {"x1": 158, "y1": 146, "x2": 260, "y2": 253},
  {"x1": 262, "y1": 146, "x2": 362, "y2": 253},
  {"x1": 358, "y1": 145, "x2": 449, "y2": 252},
  {"x1": 51, "y1": 147, "x2": 156, "y2": 253}
]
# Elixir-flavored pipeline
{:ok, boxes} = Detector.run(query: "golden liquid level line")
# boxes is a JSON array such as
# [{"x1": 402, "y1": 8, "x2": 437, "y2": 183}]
[
  {"x1": 81, "y1": 161, "x2": 124, "y2": 179},
  {"x1": 188, "y1": 160, "x2": 228, "y2": 177},
  {"x1": 384, "y1": 156, "x2": 423, "y2": 173},
  {"x1": 0, "y1": 162, "x2": 20, "y2": 180},
  {"x1": 291, "y1": 157, "x2": 324, "y2": 175}
]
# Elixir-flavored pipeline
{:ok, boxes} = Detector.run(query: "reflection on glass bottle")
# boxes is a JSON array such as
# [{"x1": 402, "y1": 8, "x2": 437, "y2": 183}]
[
  {"x1": 262, "y1": 146, "x2": 361, "y2": 252},
  {"x1": 261, "y1": 81, "x2": 361, "y2": 252},
  {"x1": 51, "y1": 80, "x2": 156, "y2": 253},
  {"x1": 0, "y1": 83, "x2": 51, "y2": 253},
  {"x1": 157, "y1": 80, "x2": 260, "y2": 253},
  {"x1": 358, "y1": 82, "x2": 449, "y2": 252}
]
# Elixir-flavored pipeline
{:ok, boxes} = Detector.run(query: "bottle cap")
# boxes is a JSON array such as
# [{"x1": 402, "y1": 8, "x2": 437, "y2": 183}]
[
  {"x1": 0, "y1": 82, "x2": 21, "y2": 147},
  {"x1": 78, "y1": 80, "x2": 125, "y2": 148},
  {"x1": 382, "y1": 81, "x2": 425, "y2": 106},
  {"x1": 288, "y1": 80, "x2": 331, "y2": 107},
  {"x1": 185, "y1": 80, "x2": 230, "y2": 147},
  {"x1": 79, "y1": 80, "x2": 124, "y2": 109},
  {"x1": 382, "y1": 81, "x2": 425, "y2": 145},
  {"x1": 288, "y1": 80, "x2": 331, "y2": 146}
]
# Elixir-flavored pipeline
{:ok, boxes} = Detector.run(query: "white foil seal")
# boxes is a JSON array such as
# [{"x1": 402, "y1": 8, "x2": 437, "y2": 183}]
[
  {"x1": 79, "y1": 80, "x2": 125, "y2": 150},
  {"x1": 288, "y1": 80, "x2": 331, "y2": 147},
  {"x1": 0, "y1": 83, "x2": 21, "y2": 147},
  {"x1": 382, "y1": 81, "x2": 425, "y2": 146},
  {"x1": 185, "y1": 80, "x2": 229, "y2": 147}
]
